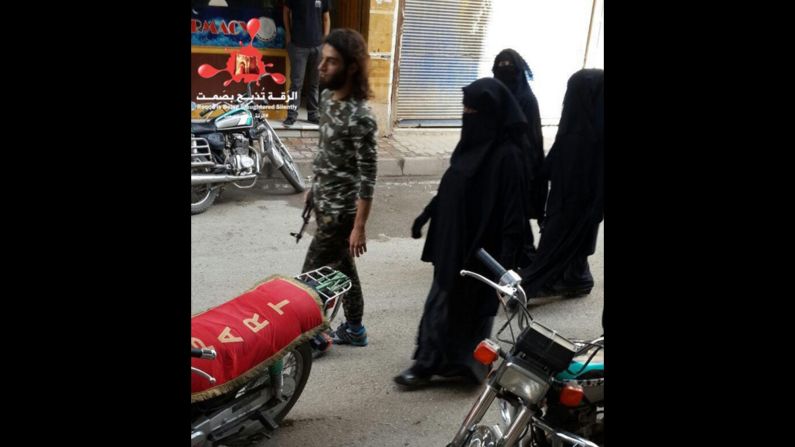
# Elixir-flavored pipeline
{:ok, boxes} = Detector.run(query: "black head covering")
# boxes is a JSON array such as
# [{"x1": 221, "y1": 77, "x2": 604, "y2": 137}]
[
  {"x1": 556, "y1": 69, "x2": 604, "y2": 143},
  {"x1": 449, "y1": 77, "x2": 527, "y2": 177},
  {"x1": 492, "y1": 49, "x2": 534, "y2": 100},
  {"x1": 544, "y1": 68, "x2": 603, "y2": 210}
]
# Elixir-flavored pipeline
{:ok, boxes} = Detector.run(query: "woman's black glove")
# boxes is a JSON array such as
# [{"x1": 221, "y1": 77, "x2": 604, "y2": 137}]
[
  {"x1": 411, "y1": 196, "x2": 438, "y2": 239},
  {"x1": 411, "y1": 210, "x2": 431, "y2": 239}
]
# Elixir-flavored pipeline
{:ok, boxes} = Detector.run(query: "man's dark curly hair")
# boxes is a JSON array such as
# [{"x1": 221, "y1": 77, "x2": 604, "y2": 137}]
[{"x1": 323, "y1": 28, "x2": 372, "y2": 100}]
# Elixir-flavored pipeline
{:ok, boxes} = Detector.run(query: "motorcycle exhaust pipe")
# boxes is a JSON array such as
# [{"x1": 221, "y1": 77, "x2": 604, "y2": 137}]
[
  {"x1": 192, "y1": 174, "x2": 257, "y2": 185},
  {"x1": 191, "y1": 161, "x2": 215, "y2": 168}
]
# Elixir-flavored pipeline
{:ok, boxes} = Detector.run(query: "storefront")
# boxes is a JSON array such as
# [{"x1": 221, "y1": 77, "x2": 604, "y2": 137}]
[
  {"x1": 191, "y1": 1, "x2": 290, "y2": 121},
  {"x1": 394, "y1": 0, "x2": 492, "y2": 127},
  {"x1": 392, "y1": 0, "x2": 605, "y2": 127}
]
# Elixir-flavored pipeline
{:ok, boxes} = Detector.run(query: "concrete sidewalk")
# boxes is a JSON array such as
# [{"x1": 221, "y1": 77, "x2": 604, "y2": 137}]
[{"x1": 277, "y1": 125, "x2": 558, "y2": 178}]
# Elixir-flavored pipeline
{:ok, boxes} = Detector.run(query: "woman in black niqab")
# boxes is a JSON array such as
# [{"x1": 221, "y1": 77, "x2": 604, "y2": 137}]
[
  {"x1": 492, "y1": 49, "x2": 544, "y2": 164},
  {"x1": 492, "y1": 49, "x2": 547, "y2": 265},
  {"x1": 395, "y1": 78, "x2": 529, "y2": 388},
  {"x1": 520, "y1": 68, "x2": 604, "y2": 298}
]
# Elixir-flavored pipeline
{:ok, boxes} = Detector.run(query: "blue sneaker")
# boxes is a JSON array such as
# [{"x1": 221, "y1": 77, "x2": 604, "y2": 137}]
[{"x1": 330, "y1": 321, "x2": 368, "y2": 346}]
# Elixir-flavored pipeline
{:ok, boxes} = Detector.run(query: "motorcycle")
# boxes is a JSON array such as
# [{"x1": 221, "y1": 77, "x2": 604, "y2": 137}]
[
  {"x1": 191, "y1": 267, "x2": 350, "y2": 446},
  {"x1": 191, "y1": 74, "x2": 306, "y2": 215},
  {"x1": 448, "y1": 249, "x2": 604, "y2": 447}
]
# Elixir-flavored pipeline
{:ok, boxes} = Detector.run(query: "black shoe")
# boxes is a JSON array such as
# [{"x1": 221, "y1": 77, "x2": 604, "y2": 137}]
[
  {"x1": 438, "y1": 365, "x2": 483, "y2": 385},
  {"x1": 529, "y1": 286, "x2": 560, "y2": 299},
  {"x1": 283, "y1": 117, "x2": 296, "y2": 126},
  {"x1": 437, "y1": 365, "x2": 475, "y2": 379},
  {"x1": 562, "y1": 288, "x2": 592, "y2": 299},
  {"x1": 529, "y1": 284, "x2": 591, "y2": 299},
  {"x1": 306, "y1": 116, "x2": 319, "y2": 124},
  {"x1": 394, "y1": 368, "x2": 431, "y2": 389}
]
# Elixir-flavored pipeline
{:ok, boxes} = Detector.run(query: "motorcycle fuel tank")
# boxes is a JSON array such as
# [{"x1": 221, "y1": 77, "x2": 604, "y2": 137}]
[{"x1": 214, "y1": 109, "x2": 253, "y2": 130}]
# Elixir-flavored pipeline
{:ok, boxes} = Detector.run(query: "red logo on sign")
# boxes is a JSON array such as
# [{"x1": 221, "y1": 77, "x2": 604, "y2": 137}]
[{"x1": 197, "y1": 19, "x2": 286, "y2": 87}]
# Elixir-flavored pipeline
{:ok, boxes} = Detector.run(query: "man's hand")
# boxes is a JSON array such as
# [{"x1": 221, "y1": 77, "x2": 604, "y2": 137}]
[
  {"x1": 349, "y1": 225, "x2": 367, "y2": 258},
  {"x1": 350, "y1": 198, "x2": 372, "y2": 257},
  {"x1": 304, "y1": 189, "x2": 313, "y2": 206}
]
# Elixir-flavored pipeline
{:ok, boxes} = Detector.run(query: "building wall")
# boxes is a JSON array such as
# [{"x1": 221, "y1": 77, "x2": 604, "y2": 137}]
[
  {"x1": 477, "y1": 0, "x2": 601, "y2": 124},
  {"x1": 365, "y1": 0, "x2": 400, "y2": 136},
  {"x1": 372, "y1": 0, "x2": 603, "y2": 130}
]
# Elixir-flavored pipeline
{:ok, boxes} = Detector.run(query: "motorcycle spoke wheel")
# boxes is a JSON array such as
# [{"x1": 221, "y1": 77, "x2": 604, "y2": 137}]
[
  {"x1": 274, "y1": 139, "x2": 306, "y2": 193},
  {"x1": 191, "y1": 157, "x2": 219, "y2": 215},
  {"x1": 264, "y1": 342, "x2": 312, "y2": 421}
]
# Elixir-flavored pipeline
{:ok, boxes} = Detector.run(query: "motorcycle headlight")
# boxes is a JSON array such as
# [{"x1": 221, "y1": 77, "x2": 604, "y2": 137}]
[{"x1": 495, "y1": 361, "x2": 549, "y2": 404}]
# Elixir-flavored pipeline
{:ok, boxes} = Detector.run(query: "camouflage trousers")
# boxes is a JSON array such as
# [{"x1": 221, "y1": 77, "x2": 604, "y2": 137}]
[{"x1": 301, "y1": 211, "x2": 364, "y2": 324}]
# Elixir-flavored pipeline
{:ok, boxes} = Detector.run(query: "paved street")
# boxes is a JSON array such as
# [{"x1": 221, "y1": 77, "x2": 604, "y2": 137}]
[{"x1": 191, "y1": 176, "x2": 603, "y2": 447}]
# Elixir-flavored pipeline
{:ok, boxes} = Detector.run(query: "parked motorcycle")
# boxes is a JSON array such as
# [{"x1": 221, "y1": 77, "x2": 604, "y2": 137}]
[
  {"x1": 191, "y1": 74, "x2": 306, "y2": 215},
  {"x1": 191, "y1": 267, "x2": 350, "y2": 446},
  {"x1": 448, "y1": 249, "x2": 604, "y2": 447}
]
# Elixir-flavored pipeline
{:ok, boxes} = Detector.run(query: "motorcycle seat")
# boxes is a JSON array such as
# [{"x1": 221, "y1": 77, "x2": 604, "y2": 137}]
[
  {"x1": 191, "y1": 120, "x2": 218, "y2": 134},
  {"x1": 191, "y1": 275, "x2": 325, "y2": 402}
]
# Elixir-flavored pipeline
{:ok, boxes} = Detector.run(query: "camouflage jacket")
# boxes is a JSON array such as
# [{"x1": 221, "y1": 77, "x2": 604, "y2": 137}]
[{"x1": 311, "y1": 89, "x2": 378, "y2": 216}]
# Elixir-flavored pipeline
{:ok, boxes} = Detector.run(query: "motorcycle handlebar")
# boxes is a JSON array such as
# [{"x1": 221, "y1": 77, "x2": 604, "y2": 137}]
[
  {"x1": 191, "y1": 348, "x2": 217, "y2": 360},
  {"x1": 476, "y1": 248, "x2": 507, "y2": 279},
  {"x1": 465, "y1": 249, "x2": 532, "y2": 328}
]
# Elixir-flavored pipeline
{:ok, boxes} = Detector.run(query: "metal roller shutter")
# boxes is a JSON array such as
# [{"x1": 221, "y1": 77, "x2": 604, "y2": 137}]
[{"x1": 396, "y1": 0, "x2": 492, "y2": 126}]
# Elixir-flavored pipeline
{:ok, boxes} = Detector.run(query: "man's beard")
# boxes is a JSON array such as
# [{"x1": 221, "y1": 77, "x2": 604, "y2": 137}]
[{"x1": 323, "y1": 65, "x2": 349, "y2": 91}]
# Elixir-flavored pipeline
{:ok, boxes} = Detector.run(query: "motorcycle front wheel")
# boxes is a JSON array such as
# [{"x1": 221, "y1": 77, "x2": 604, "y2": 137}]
[
  {"x1": 273, "y1": 136, "x2": 306, "y2": 193},
  {"x1": 466, "y1": 425, "x2": 500, "y2": 446}
]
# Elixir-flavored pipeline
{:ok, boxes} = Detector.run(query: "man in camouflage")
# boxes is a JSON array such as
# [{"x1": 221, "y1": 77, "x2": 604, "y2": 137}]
[{"x1": 302, "y1": 28, "x2": 377, "y2": 347}]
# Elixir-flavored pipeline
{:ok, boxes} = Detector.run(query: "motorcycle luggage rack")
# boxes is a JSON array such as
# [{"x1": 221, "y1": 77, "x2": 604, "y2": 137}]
[
  {"x1": 294, "y1": 266, "x2": 351, "y2": 323},
  {"x1": 191, "y1": 137, "x2": 213, "y2": 168}
]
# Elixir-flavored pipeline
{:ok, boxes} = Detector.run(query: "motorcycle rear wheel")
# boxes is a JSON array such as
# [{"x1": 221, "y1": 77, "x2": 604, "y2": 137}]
[
  {"x1": 191, "y1": 154, "x2": 220, "y2": 215},
  {"x1": 267, "y1": 341, "x2": 313, "y2": 421},
  {"x1": 221, "y1": 342, "x2": 313, "y2": 446},
  {"x1": 191, "y1": 184, "x2": 219, "y2": 215}
]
